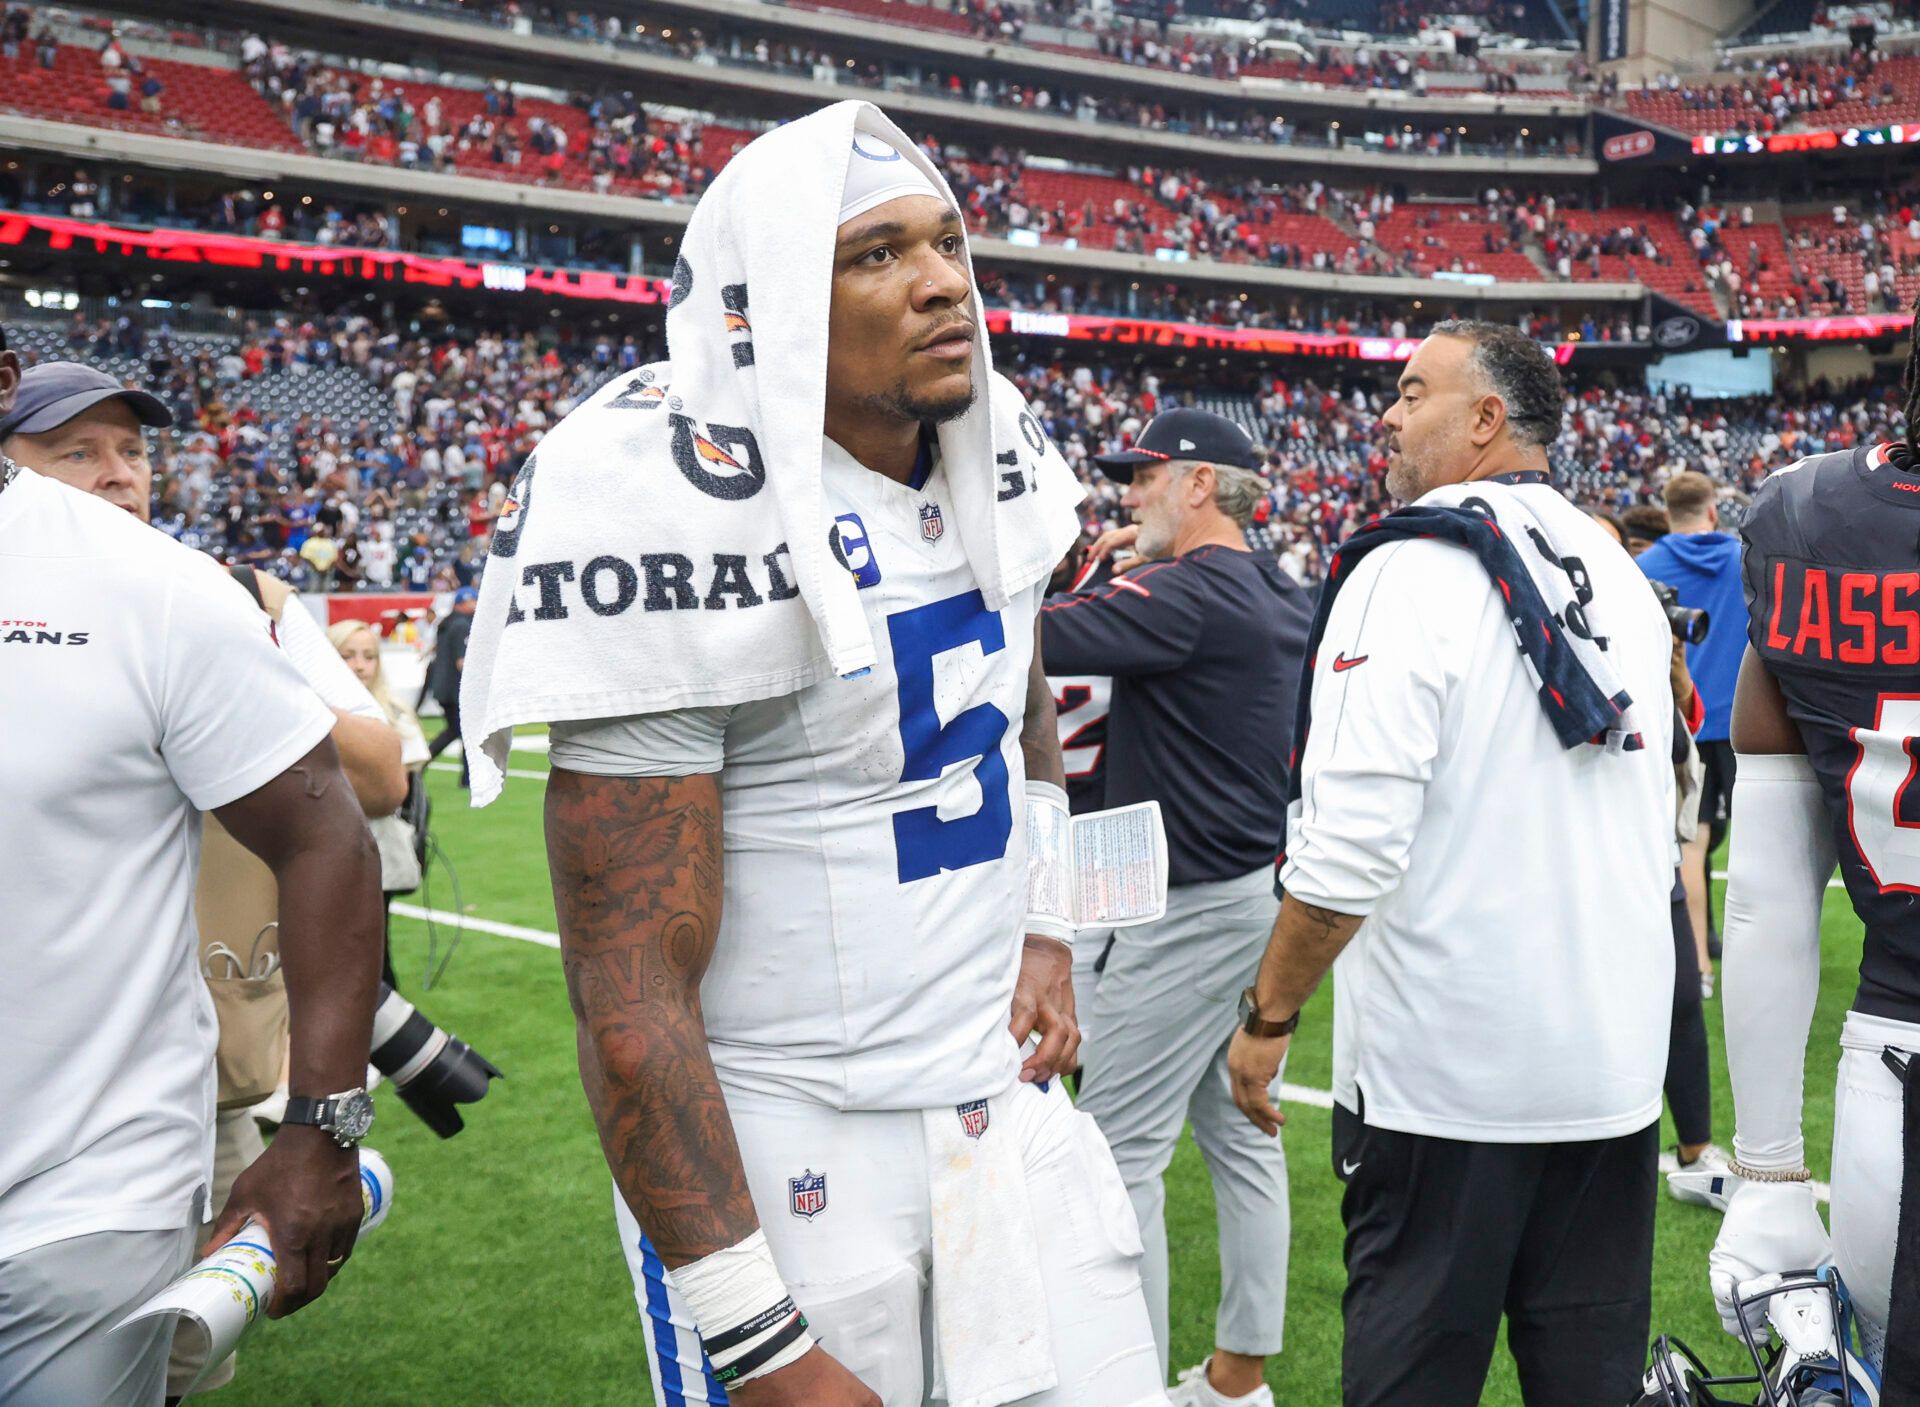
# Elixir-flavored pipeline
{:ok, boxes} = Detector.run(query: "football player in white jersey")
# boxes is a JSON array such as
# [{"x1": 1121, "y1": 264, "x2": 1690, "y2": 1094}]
[{"x1": 541, "y1": 131, "x2": 1166, "y2": 1406}]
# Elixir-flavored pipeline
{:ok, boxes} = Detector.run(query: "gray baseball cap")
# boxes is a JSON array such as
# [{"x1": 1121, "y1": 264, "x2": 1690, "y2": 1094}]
[{"x1": 0, "y1": 361, "x2": 173, "y2": 440}]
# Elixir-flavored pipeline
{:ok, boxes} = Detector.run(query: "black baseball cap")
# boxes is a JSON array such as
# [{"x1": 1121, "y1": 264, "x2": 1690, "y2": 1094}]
[
  {"x1": 1093, "y1": 407, "x2": 1263, "y2": 482},
  {"x1": 0, "y1": 361, "x2": 173, "y2": 441}
]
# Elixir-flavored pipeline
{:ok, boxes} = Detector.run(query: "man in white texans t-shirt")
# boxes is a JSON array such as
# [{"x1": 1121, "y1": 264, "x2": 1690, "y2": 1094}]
[
  {"x1": 0, "y1": 365, "x2": 387, "y2": 1406},
  {"x1": 541, "y1": 134, "x2": 1166, "y2": 1407}
]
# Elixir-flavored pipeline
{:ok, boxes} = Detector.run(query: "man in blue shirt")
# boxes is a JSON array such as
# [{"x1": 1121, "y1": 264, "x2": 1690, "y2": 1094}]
[{"x1": 1635, "y1": 470, "x2": 1745, "y2": 965}]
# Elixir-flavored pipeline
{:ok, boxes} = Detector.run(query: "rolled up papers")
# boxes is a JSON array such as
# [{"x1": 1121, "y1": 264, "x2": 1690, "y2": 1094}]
[{"x1": 116, "y1": 1147, "x2": 395, "y2": 1393}]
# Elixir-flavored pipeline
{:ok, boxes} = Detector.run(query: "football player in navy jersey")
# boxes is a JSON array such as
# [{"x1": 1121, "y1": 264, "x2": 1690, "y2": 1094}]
[
  {"x1": 1044, "y1": 536, "x2": 1115, "y2": 1070},
  {"x1": 1709, "y1": 313, "x2": 1920, "y2": 1389},
  {"x1": 1046, "y1": 535, "x2": 1116, "y2": 817}
]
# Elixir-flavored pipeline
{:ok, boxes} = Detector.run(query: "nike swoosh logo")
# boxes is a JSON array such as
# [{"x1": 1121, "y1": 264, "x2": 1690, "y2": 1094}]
[
  {"x1": 1332, "y1": 653, "x2": 1368, "y2": 673},
  {"x1": 1341, "y1": 1159, "x2": 1362, "y2": 1176}
]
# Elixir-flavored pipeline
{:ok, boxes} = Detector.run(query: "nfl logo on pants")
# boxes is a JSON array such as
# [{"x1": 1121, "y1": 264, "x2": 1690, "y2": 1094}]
[
  {"x1": 957, "y1": 1099, "x2": 990, "y2": 1139},
  {"x1": 789, "y1": 1169, "x2": 827, "y2": 1221}
]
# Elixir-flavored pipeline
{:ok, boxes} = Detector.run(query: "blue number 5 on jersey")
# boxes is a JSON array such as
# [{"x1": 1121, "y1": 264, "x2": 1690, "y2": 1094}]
[{"x1": 888, "y1": 590, "x2": 1014, "y2": 883}]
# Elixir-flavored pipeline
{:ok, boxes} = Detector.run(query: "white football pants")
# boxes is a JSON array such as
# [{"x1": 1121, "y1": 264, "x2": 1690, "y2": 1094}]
[
  {"x1": 614, "y1": 1076, "x2": 1168, "y2": 1406},
  {"x1": 1831, "y1": 1007, "x2": 1916, "y2": 1365}
]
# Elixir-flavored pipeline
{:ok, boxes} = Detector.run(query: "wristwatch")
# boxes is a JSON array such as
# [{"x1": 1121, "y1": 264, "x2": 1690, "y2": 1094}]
[
  {"x1": 281, "y1": 1087, "x2": 375, "y2": 1148},
  {"x1": 1238, "y1": 986, "x2": 1300, "y2": 1039}
]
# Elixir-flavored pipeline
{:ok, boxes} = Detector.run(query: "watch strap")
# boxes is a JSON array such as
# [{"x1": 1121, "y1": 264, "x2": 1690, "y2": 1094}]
[
  {"x1": 1240, "y1": 986, "x2": 1301, "y2": 1039},
  {"x1": 281, "y1": 1095, "x2": 331, "y2": 1128}
]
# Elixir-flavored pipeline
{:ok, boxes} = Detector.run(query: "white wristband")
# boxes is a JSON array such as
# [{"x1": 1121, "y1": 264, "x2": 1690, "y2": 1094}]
[
  {"x1": 1025, "y1": 780, "x2": 1074, "y2": 941},
  {"x1": 666, "y1": 1229, "x2": 814, "y2": 1386}
]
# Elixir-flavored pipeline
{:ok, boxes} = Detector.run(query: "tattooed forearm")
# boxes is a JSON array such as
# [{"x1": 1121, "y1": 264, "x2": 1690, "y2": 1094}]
[
  {"x1": 544, "y1": 768, "x2": 758, "y2": 1268},
  {"x1": 1251, "y1": 895, "x2": 1367, "y2": 1020},
  {"x1": 1023, "y1": 618, "x2": 1065, "y2": 790}
]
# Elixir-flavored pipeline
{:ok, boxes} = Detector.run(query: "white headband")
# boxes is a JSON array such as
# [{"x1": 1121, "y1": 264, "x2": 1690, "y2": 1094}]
[{"x1": 839, "y1": 133, "x2": 949, "y2": 225}]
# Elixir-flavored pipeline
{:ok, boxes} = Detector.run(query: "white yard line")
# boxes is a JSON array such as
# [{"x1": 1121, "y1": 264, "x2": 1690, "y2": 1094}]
[
  {"x1": 387, "y1": 904, "x2": 1833, "y2": 1201},
  {"x1": 388, "y1": 901, "x2": 559, "y2": 949},
  {"x1": 427, "y1": 761, "x2": 549, "y2": 781}
]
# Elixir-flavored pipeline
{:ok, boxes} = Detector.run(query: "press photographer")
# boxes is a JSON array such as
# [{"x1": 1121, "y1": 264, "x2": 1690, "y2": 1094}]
[
  {"x1": 1635, "y1": 472, "x2": 1745, "y2": 970},
  {"x1": 328, "y1": 619, "x2": 504, "y2": 1137}
]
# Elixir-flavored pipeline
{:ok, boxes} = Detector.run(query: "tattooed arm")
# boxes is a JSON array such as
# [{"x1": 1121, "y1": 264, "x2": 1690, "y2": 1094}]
[
  {"x1": 544, "y1": 769, "x2": 755, "y2": 1265},
  {"x1": 546, "y1": 769, "x2": 879, "y2": 1406},
  {"x1": 1227, "y1": 897, "x2": 1366, "y2": 1136}
]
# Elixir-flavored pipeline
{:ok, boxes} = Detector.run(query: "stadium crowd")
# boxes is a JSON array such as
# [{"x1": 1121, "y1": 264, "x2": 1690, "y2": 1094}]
[
  {"x1": 29, "y1": 309, "x2": 1897, "y2": 597},
  {"x1": 55, "y1": 315, "x2": 632, "y2": 592},
  {"x1": 435, "y1": 0, "x2": 1581, "y2": 89},
  {"x1": 1632, "y1": 49, "x2": 1911, "y2": 135},
  {"x1": 237, "y1": 16, "x2": 1583, "y2": 167}
]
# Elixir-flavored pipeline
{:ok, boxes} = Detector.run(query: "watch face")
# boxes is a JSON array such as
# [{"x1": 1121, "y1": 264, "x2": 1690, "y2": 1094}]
[
  {"x1": 333, "y1": 1090, "x2": 375, "y2": 1142},
  {"x1": 1237, "y1": 988, "x2": 1256, "y2": 1024}
]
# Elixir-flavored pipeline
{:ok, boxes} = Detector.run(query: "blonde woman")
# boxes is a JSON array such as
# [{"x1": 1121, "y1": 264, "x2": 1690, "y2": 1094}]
[
  {"x1": 329, "y1": 620, "x2": 432, "y2": 986},
  {"x1": 329, "y1": 619, "x2": 430, "y2": 768}
]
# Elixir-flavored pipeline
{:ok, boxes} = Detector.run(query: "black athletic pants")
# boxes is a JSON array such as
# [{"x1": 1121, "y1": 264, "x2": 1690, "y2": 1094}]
[
  {"x1": 425, "y1": 695, "x2": 466, "y2": 786},
  {"x1": 1696, "y1": 739, "x2": 1737, "y2": 941},
  {"x1": 1334, "y1": 1102, "x2": 1657, "y2": 1407},
  {"x1": 1665, "y1": 869, "x2": 1712, "y2": 1148}
]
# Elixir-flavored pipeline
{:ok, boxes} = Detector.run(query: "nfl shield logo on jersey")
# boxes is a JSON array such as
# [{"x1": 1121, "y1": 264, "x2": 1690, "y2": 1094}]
[
  {"x1": 788, "y1": 1170, "x2": 827, "y2": 1221},
  {"x1": 956, "y1": 1099, "x2": 989, "y2": 1140},
  {"x1": 918, "y1": 501, "x2": 944, "y2": 543}
]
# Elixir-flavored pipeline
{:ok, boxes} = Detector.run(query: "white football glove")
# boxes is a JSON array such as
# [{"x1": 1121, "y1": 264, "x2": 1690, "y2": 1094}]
[{"x1": 1709, "y1": 1179, "x2": 1831, "y2": 1339}]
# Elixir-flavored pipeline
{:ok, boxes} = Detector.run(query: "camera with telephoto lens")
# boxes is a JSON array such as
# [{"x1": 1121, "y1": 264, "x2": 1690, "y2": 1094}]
[
  {"x1": 370, "y1": 982, "x2": 502, "y2": 1137},
  {"x1": 1648, "y1": 580, "x2": 1708, "y2": 645}
]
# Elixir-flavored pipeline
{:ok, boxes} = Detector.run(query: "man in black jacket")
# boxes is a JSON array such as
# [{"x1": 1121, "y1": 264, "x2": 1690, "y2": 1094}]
[
  {"x1": 425, "y1": 586, "x2": 478, "y2": 787},
  {"x1": 1041, "y1": 408, "x2": 1311, "y2": 1407}
]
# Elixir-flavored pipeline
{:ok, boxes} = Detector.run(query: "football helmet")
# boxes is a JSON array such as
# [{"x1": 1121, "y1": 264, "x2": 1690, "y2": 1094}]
[{"x1": 1631, "y1": 1268, "x2": 1882, "y2": 1407}]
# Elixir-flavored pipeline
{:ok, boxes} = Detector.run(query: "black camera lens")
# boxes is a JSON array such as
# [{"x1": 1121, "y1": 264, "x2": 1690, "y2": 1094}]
[
  {"x1": 1648, "y1": 580, "x2": 1709, "y2": 646},
  {"x1": 370, "y1": 982, "x2": 502, "y2": 1138}
]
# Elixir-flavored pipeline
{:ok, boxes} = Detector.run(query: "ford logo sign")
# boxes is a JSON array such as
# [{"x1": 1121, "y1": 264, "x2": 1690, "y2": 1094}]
[{"x1": 1654, "y1": 317, "x2": 1698, "y2": 349}]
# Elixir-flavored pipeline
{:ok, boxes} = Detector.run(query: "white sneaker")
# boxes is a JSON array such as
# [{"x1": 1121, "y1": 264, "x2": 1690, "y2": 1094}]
[
  {"x1": 1170, "y1": 1358, "x2": 1274, "y2": 1407},
  {"x1": 1667, "y1": 1143, "x2": 1734, "y2": 1211},
  {"x1": 1700, "y1": 970, "x2": 1716, "y2": 1001}
]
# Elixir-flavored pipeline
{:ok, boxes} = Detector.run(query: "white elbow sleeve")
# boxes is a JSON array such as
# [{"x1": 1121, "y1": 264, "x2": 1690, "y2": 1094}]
[{"x1": 1722, "y1": 752, "x2": 1838, "y2": 1173}]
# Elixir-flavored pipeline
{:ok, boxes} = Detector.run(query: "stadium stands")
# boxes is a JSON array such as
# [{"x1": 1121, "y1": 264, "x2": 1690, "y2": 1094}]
[
  {"x1": 0, "y1": 38, "x2": 301, "y2": 152},
  {"x1": 1548, "y1": 206, "x2": 1720, "y2": 317},
  {"x1": 13, "y1": 294, "x2": 1897, "y2": 596},
  {"x1": 1368, "y1": 200, "x2": 1543, "y2": 281},
  {"x1": 1614, "y1": 53, "x2": 1920, "y2": 136},
  {"x1": 1782, "y1": 207, "x2": 1920, "y2": 313}
]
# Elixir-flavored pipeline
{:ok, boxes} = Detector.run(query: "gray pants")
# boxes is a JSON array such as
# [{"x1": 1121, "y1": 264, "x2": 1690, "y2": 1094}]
[
  {"x1": 0, "y1": 1223, "x2": 195, "y2": 1407},
  {"x1": 1077, "y1": 866, "x2": 1289, "y2": 1377},
  {"x1": 166, "y1": 1109, "x2": 265, "y2": 1397}
]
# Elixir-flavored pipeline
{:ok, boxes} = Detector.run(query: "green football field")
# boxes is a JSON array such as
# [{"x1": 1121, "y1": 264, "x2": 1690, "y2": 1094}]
[{"x1": 215, "y1": 745, "x2": 1866, "y2": 1407}]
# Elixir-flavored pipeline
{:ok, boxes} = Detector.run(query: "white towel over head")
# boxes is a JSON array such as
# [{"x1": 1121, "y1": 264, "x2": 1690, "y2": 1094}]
[{"x1": 458, "y1": 100, "x2": 1084, "y2": 805}]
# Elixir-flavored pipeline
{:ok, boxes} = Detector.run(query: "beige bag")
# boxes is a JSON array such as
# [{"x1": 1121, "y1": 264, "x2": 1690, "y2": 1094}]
[
  {"x1": 196, "y1": 566, "x2": 297, "y2": 1111},
  {"x1": 197, "y1": 816, "x2": 289, "y2": 1110}
]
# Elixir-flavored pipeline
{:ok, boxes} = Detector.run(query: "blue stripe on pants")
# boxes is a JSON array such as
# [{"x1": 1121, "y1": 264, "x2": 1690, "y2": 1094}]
[
  {"x1": 638, "y1": 1232, "x2": 689, "y2": 1407},
  {"x1": 637, "y1": 1232, "x2": 731, "y2": 1405}
]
